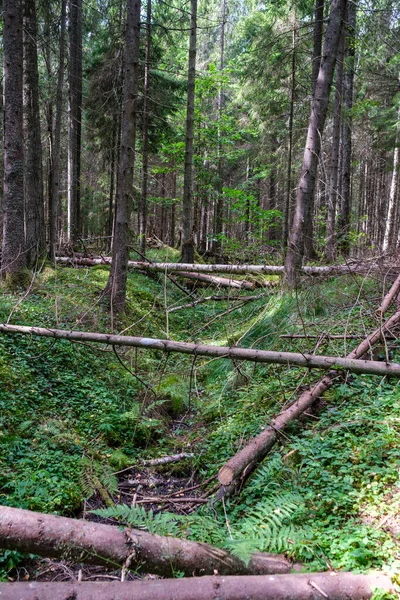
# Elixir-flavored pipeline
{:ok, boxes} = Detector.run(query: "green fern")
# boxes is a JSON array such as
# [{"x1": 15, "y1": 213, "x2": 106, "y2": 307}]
[
  {"x1": 91, "y1": 504, "x2": 182, "y2": 537},
  {"x1": 228, "y1": 492, "x2": 310, "y2": 559},
  {"x1": 81, "y1": 458, "x2": 118, "y2": 500}
]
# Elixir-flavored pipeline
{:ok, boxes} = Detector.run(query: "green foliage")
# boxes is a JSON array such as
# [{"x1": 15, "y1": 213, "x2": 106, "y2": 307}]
[{"x1": 91, "y1": 505, "x2": 183, "y2": 537}]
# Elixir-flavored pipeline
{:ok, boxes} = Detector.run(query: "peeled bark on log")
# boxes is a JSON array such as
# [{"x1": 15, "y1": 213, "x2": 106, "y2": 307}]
[
  {"x1": 377, "y1": 272, "x2": 400, "y2": 315},
  {"x1": 142, "y1": 452, "x2": 194, "y2": 466},
  {"x1": 0, "y1": 505, "x2": 296, "y2": 576},
  {"x1": 176, "y1": 271, "x2": 256, "y2": 289},
  {"x1": 1, "y1": 323, "x2": 400, "y2": 378},
  {"x1": 0, "y1": 572, "x2": 393, "y2": 600},
  {"x1": 54, "y1": 256, "x2": 396, "y2": 277},
  {"x1": 217, "y1": 308, "x2": 400, "y2": 490}
]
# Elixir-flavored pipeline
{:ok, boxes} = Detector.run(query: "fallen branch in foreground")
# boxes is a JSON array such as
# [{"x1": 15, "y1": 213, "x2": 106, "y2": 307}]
[
  {"x1": 175, "y1": 271, "x2": 257, "y2": 289},
  {"x1": 55, "y1": 256, "x2": 395, "y2": 277},
  {"x1": 217, "y1": 304, "x2": 400, "y2": 493},
  {"x1": 0, "y1": 572, "x2": 393, "y2": 600},
  {"x1": 1, "y1": 323, "x2": 400, "y2": 377},
  {"x1": 0, "y1": 506, "x2": 297, "y2": 576},
  {"x1": 141, "y1": 452, "x2": 194, "y2": 466}
]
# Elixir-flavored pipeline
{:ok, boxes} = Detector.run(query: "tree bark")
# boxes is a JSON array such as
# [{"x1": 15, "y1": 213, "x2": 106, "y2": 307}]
[
  {"x1": 0, "y1": 572, "x2": 393, "y2": 600},
  {"x1": 0, "y1": 505, "x2": 295, "y2": 576},
  {"x1": 285, "y1": 0, "x2": 346, "y2": 286},
  {"x1": 325, "y1": 30, "x2": 344, "y2": 262},
  {"x1": 1, "y1": 0, "x2": 26, "y2": 282},
  {"x1": 217, "y1": 302, "x2": 400, "y2": 493},
  {"x1": 283, "y1": 22, "x2": 296, "y2": 251},
  {"x1": 104, "y1": 0, "x2": 141, "y2": 312},
  {"x1": 2, "y1": 322, "x2": 400, "y2": 378},
  {"x1": 180, "y1": 0, "x2": 197, "y2": 263},
  {"x1": 383, "y1": 101, "x2": 400, "y2": 252},
  {"x1": 23, "y1": 0, "x2": 45, "y2": 266},
  {"x1": 139, "y1": 0, "x2": 152, "y2": 257},
  {"x1": 67, "y1": 0, "x2": 83, "y2": 244},
  {"x1": 338, "y1": 0, "x2": 356, "y2": 256},
  {"x1": 49, "y1": 0, "x2": 67, "y2": 261}
]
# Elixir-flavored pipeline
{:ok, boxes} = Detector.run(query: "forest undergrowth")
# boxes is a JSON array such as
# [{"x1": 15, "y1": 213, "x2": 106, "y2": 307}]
[{"x1": 1, "y1": 250, "x2": 400, "y2": 585}]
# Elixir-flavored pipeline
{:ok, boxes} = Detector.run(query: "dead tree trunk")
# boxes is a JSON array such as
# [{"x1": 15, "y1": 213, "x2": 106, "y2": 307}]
[
  {"x1": 55, "y1": 256, "x2": 394, "y2": 277},
  {"x1": 0, "y1": 505, "x2": 295, "y2": 576},
  {"x1": 2, "y1": 322, "x2": 400, "y2": 378},
  {"x1": 284, "y1": 0, "x2": 346, "y2": 286},
  {"x1": 217, "y1": 292, "x2": 400, "y2": 495},
  {"x1": 0, "y1": 572, "x2": 393, "y2": 600}
]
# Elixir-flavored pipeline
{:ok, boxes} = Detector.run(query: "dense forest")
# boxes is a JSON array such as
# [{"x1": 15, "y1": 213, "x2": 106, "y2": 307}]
[{"x1": 1, "y1": 0, "x2": 400, "y2": 597}]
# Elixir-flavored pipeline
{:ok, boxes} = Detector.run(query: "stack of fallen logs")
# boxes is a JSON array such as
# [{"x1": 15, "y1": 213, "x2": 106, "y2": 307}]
[{"x1": 1, "y1": 269, "x2": 400, "y2": 598}]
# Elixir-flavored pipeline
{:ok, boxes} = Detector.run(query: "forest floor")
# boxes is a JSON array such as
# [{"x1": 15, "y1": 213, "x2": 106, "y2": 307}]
[{"x1": 1, "y1": 248, "x2": 400, "y2": 586}]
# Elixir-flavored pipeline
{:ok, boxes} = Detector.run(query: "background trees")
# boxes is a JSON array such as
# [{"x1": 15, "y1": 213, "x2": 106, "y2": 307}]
[{"x1": 0, "y1": 0, "x2": 399, "y2": 290}]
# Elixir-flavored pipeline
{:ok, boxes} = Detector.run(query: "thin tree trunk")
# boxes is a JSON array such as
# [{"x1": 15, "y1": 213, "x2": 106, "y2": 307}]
[
  {"x1": 212, "y1": 0, "x2": 227, "y2": 259},
  {"x1": 1, "y1": 0, "x2": 26, "y2": 282},
  {"x1": 0, "y1": 505, "x2": 295, "y2": 576},
  {"x1": 285, "y1": 0, "x2": 346, "y2": 286},
  {"x1": 383, "y1": 101, "x2": 400, "y2": 251},
  {"x1": 283, "y1": 23, "x2": 296, "y2": 250},
  {"x1": 325, "y1": 31, "x2": 344, "y2": 262},
  {"x1": 139, "y1": 0, "x2": 151, "y2": 257},
  {"x1": 50, "y1": 0, "x2": 67, "y2": 261},
  {"x1": 0, "y1": 573, "x2": 393, "y2": 600},
  {"x1": 67, "y1": 0, "x2": 82, "y2": 244},
  {"x1": 104, "y1": 0, "x2": 141, "y2": 312},
  {"x1": 23, "y1": 0, "x2": 45, "y2": 266},
  {"x1": 107, "y1": 120, "x2": 117, "y2": 253},
  {"x1": 3, "y1": 322, "x2": 400, "y2": 378},
  {"x1": 338, "y1": 0, "x2": 356, "y2": 256},
  {"x1": 180, "y1": 0, "x2": 197, "y2": 263}
]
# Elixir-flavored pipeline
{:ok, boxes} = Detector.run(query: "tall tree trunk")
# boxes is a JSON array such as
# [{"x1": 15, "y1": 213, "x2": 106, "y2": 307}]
[
  {"x1": 325, "y1": 31, "x2": 344, "y2": 262},
  {"x1": 212, "y1": 0, "x2": 227, "y2": 260},
  {"x1": 107, "y1": 120, "x2": 117, "y2": 253},
  {"x1": 23, "y1": 0, "x2": 45, "y2": 266},
  {"x1": 304, "y1": 0, "x2": 325, "y2": 260},
  {"x1": 285, "y1": 0, "x2": 346, "y2": 287},
  {"x1": 49, "y1": 0, "x2": 67, "y2": 260},
  {"x1": 383, "y1": 101, "x2": 400, "y2": 252},
  {"x1": 104, "y1": 0, "x2": 141, "y2": 313},
  {"x1": 139, "y1": 0, "x2": 151, "y2": 257},
  {"x1": 180, "y1": 0, "x2": 197, "y2": 263},
  {"x1": 67, "y1": 0, "x2": 82, "y2": 245},
  {"x1": 338, "y1": 0, "x2": 356, "y2": 256},
  {"x1": 2, "y1": 0, "x2": 26, "y2": 282},
  {"x1": 283, "y1": 22, "x2": 296, "y2": 250}
]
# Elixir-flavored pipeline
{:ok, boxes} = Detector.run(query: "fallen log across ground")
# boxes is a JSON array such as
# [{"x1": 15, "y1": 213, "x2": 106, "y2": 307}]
[
  {"x1": 55, "y1": 255, "x2": 397, "y2": 277},
  {"x1": 0, "y1": 505, "x2": 298, "y2": 576},
  {"x1": 217, "y1": 298, "x2": 400, "y2": 493},
  {"x1": 0, "y1": 572, "x2": 393, "y2": 600},
  {"x1": 174, "y1": 271, "x2": 257, "y2": 289},
  {"x1": 1, "y1": 323, "x2": 400, "y2": 377}
]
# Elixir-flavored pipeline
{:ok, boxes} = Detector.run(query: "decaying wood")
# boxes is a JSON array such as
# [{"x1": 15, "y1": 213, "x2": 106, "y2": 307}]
[
  {"x1": 142, "y1": 452, "x2": 194, "y2": 466},
  {"x1": 0, "y1": 505, "x2": 297, "y2": 576},
  {"x1": 176, "y1": 271, "x2": 256, "y2": 289},
  {"x1": 0, "y1": 572, "x2": 392, "y2": 600},
  {"x1": 55, "y1": 256, "x2": 397, "y2": 277},
  {"x1": 1, "y1": 323, "x2": 400, "y2": 377},
  {"x1": 217, "y1": 304, "x2": 400, "y2": 492}
]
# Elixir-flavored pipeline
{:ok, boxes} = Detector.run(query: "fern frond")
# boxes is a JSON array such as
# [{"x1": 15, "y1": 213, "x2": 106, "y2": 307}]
[{"x1": 91, "y1": 504, "x2": 182, "y2": 536}]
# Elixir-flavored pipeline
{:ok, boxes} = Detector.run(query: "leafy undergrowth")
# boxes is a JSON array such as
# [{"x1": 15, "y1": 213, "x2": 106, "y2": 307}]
[{"x1": 1, "y1": 258, "x2": 400, "y2": 585}]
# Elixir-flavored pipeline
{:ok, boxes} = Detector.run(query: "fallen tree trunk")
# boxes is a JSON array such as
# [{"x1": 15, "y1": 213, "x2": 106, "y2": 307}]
[
  {"x1": 1, "y1": 323, "x2": 400, "y2": 377},
  {"x1": 55, "y1": 256, "x2": 395, "y2": 277},
  {"x1": 0, "y1": 572, "x2": 393, "y2": 600},
  {"x1": 217, "y1": 307, "x2": 400, "y2": 491},
  {"x1": 176, "y1": 271, "x2": 256, "y2": 289},
  {"x1": 0, "y1": 505, "x2": 297, "y2": 576}
]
